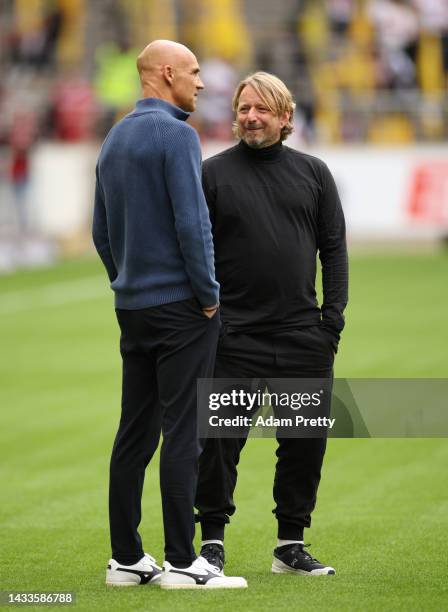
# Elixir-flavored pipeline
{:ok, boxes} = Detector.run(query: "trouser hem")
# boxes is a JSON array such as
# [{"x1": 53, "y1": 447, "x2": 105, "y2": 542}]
[
  {"x1": 277, "y1": 522, "x2": 304, "y2": 541},
  {"x1": 199, "y1": 521, "x2": 226, "y2": 541},
  {"x1": 112, "y1": 552, "x2": 144, "y2": 565},
  {"x1": 165, "y1": 555, "x2": 197, "y2": 568}
]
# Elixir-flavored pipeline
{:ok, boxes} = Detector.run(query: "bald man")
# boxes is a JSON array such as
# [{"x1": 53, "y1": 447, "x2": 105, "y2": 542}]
[{"x1": 93, "y1": 40, "x2": 246, "y2": 589}]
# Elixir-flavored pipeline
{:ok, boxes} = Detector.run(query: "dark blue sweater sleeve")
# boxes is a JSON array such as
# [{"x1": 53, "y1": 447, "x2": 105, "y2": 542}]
[
  {"x1": 164, "y1": 124, "x2": 219, "y2": 307},
  {"x1": 92, "y1": 165, "x2": 118, "y2": 283}
]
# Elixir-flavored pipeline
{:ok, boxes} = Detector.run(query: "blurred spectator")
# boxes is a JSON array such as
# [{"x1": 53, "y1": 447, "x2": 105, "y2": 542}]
[
  {"x1": 94, "y1": 41, "x2": 140, "y2": 134},
  {"x1": 180, "y1": 0, "x2": 251, "y2": 69},
  {"x1": 293, "y1": 71, "x2": 317, "y2": 144},
  {"x1": 413, "y1": 0, "x2": 448, "y2": 53},
  {"x1": 326, "y1": 0, "x2": 356, "y2": 36},
  {"x1": 412, "y1": 0, "x2": 448, "y2": 86},
  {"x1": 50, "y1": 75, "x2": 97, "y2": 141},
  {"x1": 195, "y1": 57, "x2": 238, "y2": 139},
  {"x1": 40, "y1": 2, "x2": 64, "y2": 68},
  {"x1": 8, "y1": 111, "x2": 37, "y2": 234},
  {"x1": 7, "y1": 0, "x2": 63, "y2": 70},
  {"x1": 9, "y1": 145, "x2": 30, "y2": 233},
  {"x1": 368, "y1": 0, "x2": 420, "y2": 88},
  {"x1": 0, "y1": 0, "x2": 446, "y2": 150}
]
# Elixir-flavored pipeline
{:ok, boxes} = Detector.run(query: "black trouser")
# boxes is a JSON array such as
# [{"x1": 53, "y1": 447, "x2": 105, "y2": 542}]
[
  {"x1": 196, "y1": 325, "x2": 334, "y2": 541},
  {"x1": 110, "y1": 298, "x2": 219, "y2": 566}
]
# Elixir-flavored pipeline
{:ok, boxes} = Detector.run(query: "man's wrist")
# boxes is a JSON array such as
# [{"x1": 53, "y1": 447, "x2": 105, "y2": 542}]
[
  {"x1": 321, "y1": 323, "x2": 340, "y2": 337},
  {"x1": 202, "y1": 303, "x2": 219, "y2": 312}
]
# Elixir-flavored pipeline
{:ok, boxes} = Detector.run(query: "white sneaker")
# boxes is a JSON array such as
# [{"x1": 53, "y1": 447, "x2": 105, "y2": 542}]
[
  {"x1": 106, "y1": 553, "x2": 162, "y2": 586},
  {"x1": 160, "y1": 556, "x2": 247, "y2": 589}
]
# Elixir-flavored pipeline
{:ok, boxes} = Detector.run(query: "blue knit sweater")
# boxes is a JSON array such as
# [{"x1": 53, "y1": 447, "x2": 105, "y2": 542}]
[{"x1": 92, "y1": 98, "x2": 219, "y2": 309}]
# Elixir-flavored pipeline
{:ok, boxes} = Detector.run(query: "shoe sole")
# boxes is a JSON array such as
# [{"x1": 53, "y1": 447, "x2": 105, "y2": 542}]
[
  {"x1": 271, "y1": 558, "x2": 335, "y2": 576},
  {"x1": 106, "y1": 580, "x2": 161, "y2": 587},
  {"x1": 106, "y1": 576, "x2": 161, "y2": 587},
  {"x1": 160, "y1": 583, "x2": 247, "y2": 590}
]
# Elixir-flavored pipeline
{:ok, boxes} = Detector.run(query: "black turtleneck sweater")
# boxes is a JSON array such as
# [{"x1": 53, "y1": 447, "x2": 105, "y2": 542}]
[{"x1": 202, "y1": 140, "x2": 348, "y2": 345}]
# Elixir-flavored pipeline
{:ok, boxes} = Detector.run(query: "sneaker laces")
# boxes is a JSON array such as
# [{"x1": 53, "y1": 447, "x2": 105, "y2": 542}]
[
  {"x1": 198, "y1": 554, "x2": 221, "y2": 574},
  {"x1": 201, "y1": 544, "x2": 224, "y2": 570},
  {"x1": 295, "y1": 543, "x2": 319, "y2": 564}
]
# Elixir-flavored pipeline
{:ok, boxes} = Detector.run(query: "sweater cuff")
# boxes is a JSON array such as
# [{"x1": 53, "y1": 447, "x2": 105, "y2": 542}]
[
  {"x1": 320, "y1": 324, "x2": 341, "y2": 353},
  {"x1": 197, "y1": 290, "x2": 220, "y2": 310}
]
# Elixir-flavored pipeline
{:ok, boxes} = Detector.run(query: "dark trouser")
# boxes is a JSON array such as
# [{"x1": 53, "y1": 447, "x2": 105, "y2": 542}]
[
  {"x1": 110, "y1": 298, "x2": 219, "y2": 566},
  {"x1": 196, "y1": 325, "x2": 334, "y2": 541}
]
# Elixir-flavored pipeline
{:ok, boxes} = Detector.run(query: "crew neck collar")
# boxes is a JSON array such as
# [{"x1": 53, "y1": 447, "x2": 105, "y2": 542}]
[
  {"x1": 237, "y1": 138, "x2": 284, "y2": 162},
  {"x1": 135, "y1": 97, "x2": 190, "y2": 121}
]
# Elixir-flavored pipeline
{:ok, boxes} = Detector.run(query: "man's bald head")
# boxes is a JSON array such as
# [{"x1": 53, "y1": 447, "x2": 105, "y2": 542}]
[
  {"x1": 137, "y1": 40, "x2": 195, "y2": 80},
  {"x1": 136, "y1": 39, "x2": 204, "y2": 112}
]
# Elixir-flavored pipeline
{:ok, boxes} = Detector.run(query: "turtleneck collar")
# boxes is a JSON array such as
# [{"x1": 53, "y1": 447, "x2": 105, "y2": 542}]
[
  {"x1": 237, "y1": 138, "x2": 284, "y2": 162},
  {"x1": 135, "y1": 97, "x2": 190, "y2": 121}
]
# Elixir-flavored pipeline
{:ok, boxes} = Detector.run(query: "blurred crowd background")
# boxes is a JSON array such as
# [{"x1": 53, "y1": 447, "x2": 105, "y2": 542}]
[
  {"x1": 2, "y1": 0, "x2": 448, "y2": 145},
  {"x1": 0, "y1": 0, "x2": 447, "y2": 270}
]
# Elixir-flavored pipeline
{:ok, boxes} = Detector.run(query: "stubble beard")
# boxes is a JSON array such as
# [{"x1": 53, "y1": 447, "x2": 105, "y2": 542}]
[{"x1": 242, "y1": 130, "x2": 266, "y2": 149}]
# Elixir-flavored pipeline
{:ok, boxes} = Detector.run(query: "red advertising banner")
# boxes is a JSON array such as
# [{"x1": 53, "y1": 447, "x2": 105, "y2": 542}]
[{"x1": 407, "y1": 162, "x2": 448, "y2": 225}]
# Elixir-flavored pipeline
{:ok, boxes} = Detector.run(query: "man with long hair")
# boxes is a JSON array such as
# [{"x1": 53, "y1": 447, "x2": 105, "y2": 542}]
[{"x1": 196, "y1": 72, "x2": 348, "y2": 576}]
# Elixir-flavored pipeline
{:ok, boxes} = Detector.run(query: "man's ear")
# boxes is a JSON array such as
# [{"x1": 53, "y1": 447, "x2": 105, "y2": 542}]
[
  {"x1": 162, "y1": 64, "x2": 174, "y2": 86},
  {"x1": 279, "y1": 111, "x2": 290, "y2": 129}
]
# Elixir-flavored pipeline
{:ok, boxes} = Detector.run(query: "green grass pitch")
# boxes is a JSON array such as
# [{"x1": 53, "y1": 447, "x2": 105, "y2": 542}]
[{"x1": 0, "y1": 253, "x2": 447, "y2": 611}]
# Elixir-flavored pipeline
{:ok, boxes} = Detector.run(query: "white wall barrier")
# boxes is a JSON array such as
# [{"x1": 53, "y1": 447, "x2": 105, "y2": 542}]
[
  {"x1": 29, "y1": 142, "x2": 448, "y2": 240},
  {"x1": 30, "y1": 142, "x2": 97, "y2": 238},
  {"x1": 312, "y1": 146, "x2": 448, "y2": 239}
]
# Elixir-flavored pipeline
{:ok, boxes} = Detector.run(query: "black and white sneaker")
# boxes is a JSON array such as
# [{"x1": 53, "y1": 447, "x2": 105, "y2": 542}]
[
  {"x1": 200, "y1": 543, "x2": 225, "y2": 572},
  {"x1": 160, "y1": 556, "x2": 247, "y2": 589},
  {"x1": 106, "y1": 553, "x2": 162, "y2": 586},
  {"x1": 272, "y1": 543, "x2": 336, "y2": 576}
]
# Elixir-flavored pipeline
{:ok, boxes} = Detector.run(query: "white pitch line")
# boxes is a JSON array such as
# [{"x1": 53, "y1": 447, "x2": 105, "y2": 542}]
[{"x1": 0, "y1": 275, "x2": 111, "y2": 314}]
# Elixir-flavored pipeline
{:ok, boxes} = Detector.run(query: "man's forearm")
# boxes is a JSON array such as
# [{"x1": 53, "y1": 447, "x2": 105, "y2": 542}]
[
  {"x1": 320, "y1": 244, "x2": 349, "y2": 342},
  {"x1": 94, "y1": 242, "x2": 118, "y2": 283}
]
